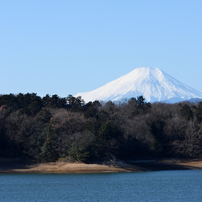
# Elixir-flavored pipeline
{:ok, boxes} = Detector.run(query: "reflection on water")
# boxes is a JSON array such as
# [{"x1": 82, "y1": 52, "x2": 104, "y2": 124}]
[{"x1": 0, "y1": 170, "x2": 202, "y2": 202}]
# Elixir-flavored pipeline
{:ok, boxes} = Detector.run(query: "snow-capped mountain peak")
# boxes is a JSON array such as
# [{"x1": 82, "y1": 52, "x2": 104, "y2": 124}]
[{"x1": 75, "y1": 67, "x2": 202, "y2": 103}]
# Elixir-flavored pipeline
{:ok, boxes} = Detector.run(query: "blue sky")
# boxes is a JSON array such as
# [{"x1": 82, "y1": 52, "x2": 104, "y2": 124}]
[{"x1": 1, "y1": 0, "x2": 202, "y2": 97}]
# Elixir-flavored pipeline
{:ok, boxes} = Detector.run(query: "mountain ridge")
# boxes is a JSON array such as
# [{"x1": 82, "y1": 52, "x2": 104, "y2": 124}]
[{"x1": 75, "y1": 67, "x2": 202, "y2": 103}]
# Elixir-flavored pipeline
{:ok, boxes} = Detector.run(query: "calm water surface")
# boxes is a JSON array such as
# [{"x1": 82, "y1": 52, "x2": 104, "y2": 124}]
[{"x1": 0, "y1": 170, "x2": 202, "y2": 202}]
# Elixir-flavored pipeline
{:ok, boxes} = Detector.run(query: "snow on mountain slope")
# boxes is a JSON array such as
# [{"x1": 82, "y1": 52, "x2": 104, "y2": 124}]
[{"x1": 75, "y1": 67, "x2": 202, "y2": 103}]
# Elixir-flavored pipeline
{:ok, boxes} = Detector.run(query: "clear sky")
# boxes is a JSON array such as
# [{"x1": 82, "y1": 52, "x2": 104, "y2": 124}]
[{"x1": 1, "y1": 0, "x2": 202, "y2": 98}]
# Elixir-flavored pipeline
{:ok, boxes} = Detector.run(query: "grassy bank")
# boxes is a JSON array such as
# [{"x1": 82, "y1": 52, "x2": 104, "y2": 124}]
[{"x1": 0, "y1": 159, "x2": 202, "y2": 174}]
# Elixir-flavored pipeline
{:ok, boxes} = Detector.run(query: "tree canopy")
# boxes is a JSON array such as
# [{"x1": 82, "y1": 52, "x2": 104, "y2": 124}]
[{"x1": 0, "y1": 93, "x2": 202, "y2": 163}]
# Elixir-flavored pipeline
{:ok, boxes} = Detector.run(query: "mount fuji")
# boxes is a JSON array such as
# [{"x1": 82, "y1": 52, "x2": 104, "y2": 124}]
[{"x1": 75, "y1": 67, "x2": 202, "y2": 103}]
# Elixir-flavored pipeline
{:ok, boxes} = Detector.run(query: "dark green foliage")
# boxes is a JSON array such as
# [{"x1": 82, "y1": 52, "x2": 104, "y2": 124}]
[
  {"x1": 136, "y1": 95, "x2": 145, "y2": 107},
  {"x1": 83, "y1": 101, "x2": 101, "y2": 119},
  {"x1": 97, "y1": 121, "x2": 122, "y2": 143},
  {"x1": 121, "y1": 137, "x2": 151, "y2": 160},
  {"x1": 40, "y1": 126, "x2": 58, "y2": 162},
  {"x1": 68, "y1": 143, "x2": 90, "y2": 162},
  {"x1": 196, "y1": 102, "x2": 202, "y2": 121},
  {"x1": 127, "y1": 96, "x2": 151, "y2": 117},
  {"x1": 67, "y1": 95, "x2": 84, "y2": 111},
  {"x1": 37, "y1": 109, "x2": 52, "y2": 123},
  {"x1": 180, "y1": 104, "x2": 193, "y2": 121},
  {"x1": 148, "y1": 120, "x2": 166, "y2": 157},
  {"x1": 0, "y1": 127, "x2": 10, "y2": 157},
  {"x1": 1, "y1": 93, "x2": 202, "y2": 162},
  {"x1": 150, "y1": 120, "x2": 165, "y2": 142}
]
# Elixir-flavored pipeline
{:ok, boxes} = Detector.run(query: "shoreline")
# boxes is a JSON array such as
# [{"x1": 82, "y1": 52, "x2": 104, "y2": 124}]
[{"x1": 1, "y1": 159, "x2": 202, "y2": 174}]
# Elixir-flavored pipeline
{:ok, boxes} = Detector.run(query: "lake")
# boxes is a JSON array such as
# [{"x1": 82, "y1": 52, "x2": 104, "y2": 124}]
[{"x1": 0, "y1": 170, "x2": 202, "y2": 201}]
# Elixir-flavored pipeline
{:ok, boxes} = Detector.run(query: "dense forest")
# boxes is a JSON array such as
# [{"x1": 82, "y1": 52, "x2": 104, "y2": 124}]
[{"x1": 0, "y1": 93, "x2": 202, "y2": 163}]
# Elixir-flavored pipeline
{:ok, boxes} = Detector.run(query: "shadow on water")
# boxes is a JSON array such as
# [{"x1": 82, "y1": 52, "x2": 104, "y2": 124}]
[
  {"x1": 0, "y1": 158, "x2": 33, "y2": 173},
  {"x1": 88, "y1": 159, "x2": 200, "y2": 172},
  {"x1": 125, "y1": 160, "x2": 200, "y2": 171}
]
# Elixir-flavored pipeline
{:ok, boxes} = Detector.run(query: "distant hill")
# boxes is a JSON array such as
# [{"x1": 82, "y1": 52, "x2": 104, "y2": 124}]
[{"x1": 75, "y1": 67, "x2": 202, "y2": 103}]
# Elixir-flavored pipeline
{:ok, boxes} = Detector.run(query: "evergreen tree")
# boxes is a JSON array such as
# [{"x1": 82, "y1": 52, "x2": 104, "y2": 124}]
[{"x1": 40, "y1": 126, "x2": 57, "y2": 162}]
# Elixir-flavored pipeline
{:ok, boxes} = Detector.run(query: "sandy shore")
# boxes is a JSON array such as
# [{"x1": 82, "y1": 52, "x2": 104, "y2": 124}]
[
  {"x1": 167, "y1": 159, "x2": 202, "y2": 169},
  {"x1": 0, "y1": 159, "x2": 202, "y2": 174},
  {"x1": 0, "y1": 161, "x2": 139, "y2": 174}
]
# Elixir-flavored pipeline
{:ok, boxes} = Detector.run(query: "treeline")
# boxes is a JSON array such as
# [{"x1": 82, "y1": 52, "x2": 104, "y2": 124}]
[{"x1": 0, "y1": 93, "x2": 202, "y2": 163}]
